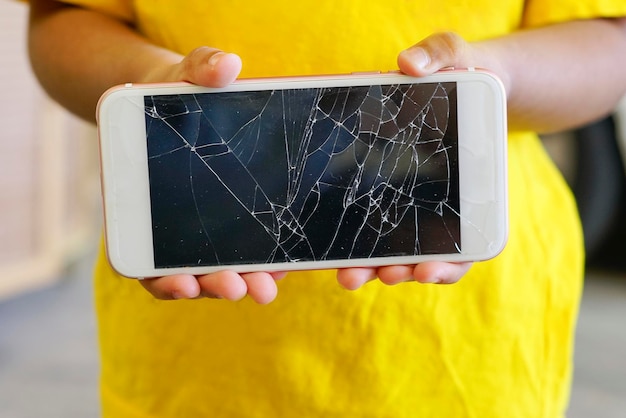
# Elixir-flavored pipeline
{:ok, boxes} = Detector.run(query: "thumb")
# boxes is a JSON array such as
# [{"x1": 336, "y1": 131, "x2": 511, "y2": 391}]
[
  {"x1": 178, "y1": 46, "x2": 242, "y2": 87},
  {"x1": 397, "y1": 32, "x2": 471, "y2": 77}
]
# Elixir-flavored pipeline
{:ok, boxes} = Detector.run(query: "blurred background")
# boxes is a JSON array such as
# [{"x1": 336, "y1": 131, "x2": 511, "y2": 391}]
[{"x1": 0, "y1": 2, "x2": 624, "y2": 417}]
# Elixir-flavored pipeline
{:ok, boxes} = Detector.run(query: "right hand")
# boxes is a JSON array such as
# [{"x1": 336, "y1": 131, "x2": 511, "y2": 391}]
[
  {"x1": 135, "y1": 47, "x2": 290, "y2": 305},
  {"x1": 140, "y1": 46, "x2": 243, "y2": 87}
]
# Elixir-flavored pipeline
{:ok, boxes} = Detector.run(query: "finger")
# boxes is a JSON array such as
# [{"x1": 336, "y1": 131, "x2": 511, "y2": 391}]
[
  {"x1": 376, "y1": 265, "x2": 415, "y2": 285},
  {"x1": 179, "y1": 46, "x2": 242, "y2": 87},
  {"x1": 270, "y1": 271, "x2": 288, "y2": 281},
  {"x1": 196, "y1": 270, "x2": 248, "y2": 301},
  {"x1": 336, "y1": 267, "x2": 378, "y2": 290},
  {"x1": 412, "y1": 261, "x2": 473, "y2": 284},
  {"x1": 140, "y1": 274, "x2": 201, "y2": 300},
  {"x1": 397, "y1": 32, "x2": 471, "y2": 77},
  {"x1": 241, "y1": 272, "x2": 279, "y2": 304}
]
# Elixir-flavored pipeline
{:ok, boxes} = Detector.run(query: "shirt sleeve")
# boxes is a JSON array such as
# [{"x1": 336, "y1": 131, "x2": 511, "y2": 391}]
[{"x1": 523, "y1": 0, "x2": 626, "y2": 28}]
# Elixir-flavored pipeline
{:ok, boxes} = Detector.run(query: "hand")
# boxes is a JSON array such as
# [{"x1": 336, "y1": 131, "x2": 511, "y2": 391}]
[
  {"x1": 138, "y1": 47, "x2": 289, "y2": 304},
  {"x1": 397, "y1": 32, "x2": 509, "y2": 93},
  {"x1": 335, "y1": 32, "x2": 486, "y2": 291},
  {"x1": 140, "y1": 46, "x2": 243, "y2": 86},
  {"x1": 27, "y1": 5, "x2": 282, "y2": 303},
  {"x1": 337, "y1": 262, "x2": 473, "y2": 290},
  {"x1": 141, "y1": 271, "x2": 287, "y2": 304}
]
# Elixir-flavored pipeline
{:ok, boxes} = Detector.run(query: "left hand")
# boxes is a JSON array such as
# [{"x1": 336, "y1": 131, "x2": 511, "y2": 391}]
[
  {"x1": 334, "y1": 32, "x2": 488, "y2": 290},
  {"x1": 396, "y1": 31, "x2": 508, "y2": 89},
  {"x1": 336, "y1": 262, "x2": 473, "y2": 290}
]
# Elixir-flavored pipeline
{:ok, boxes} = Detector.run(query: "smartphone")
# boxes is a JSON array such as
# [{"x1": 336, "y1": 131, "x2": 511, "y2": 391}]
[{"x1": 97, "y1": 70, "x2": 508, "y2": 278}]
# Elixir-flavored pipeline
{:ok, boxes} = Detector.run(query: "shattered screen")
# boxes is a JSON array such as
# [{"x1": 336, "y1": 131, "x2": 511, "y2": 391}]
[{"x1": 144, "y1": 82, "x2": 461, "y2": 268}]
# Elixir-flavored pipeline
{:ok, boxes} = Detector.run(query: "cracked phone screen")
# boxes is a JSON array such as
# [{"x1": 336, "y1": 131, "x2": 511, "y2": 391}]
[{"x1": 144, "y1": 82, "x2": 460, "y2": 268}]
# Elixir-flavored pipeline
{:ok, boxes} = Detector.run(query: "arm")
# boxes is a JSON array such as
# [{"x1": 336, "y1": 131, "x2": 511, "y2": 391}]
[
  {"x1": 29, "y1": 0, "x2": 278, "y2": 302},
  {"x1": 398, "y1": 18, "x2": 626, "y2": 133},
  {"x1": 28, "y1": 0, "x2": 241, "y2": 121}
]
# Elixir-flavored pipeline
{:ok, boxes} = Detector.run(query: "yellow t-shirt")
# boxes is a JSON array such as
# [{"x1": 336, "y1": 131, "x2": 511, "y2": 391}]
[{"x1": 61, "y1": 1, "x2": 625, "y2": 417}]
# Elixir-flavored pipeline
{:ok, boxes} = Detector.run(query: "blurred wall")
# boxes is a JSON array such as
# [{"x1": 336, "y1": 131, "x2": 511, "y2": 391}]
[{"x1": 0, "y1": 2, "x2": 101, "y2": 300}]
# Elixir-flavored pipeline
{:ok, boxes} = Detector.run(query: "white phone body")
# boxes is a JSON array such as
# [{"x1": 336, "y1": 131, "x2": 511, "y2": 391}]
[{"x1": 97, "y1": 70, "x2": 508, "y2": 278}]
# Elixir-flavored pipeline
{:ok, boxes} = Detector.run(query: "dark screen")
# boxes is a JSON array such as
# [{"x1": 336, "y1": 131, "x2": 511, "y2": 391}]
[{"x1": 144, "y1": 82, "x2": 461, "y2": 268}]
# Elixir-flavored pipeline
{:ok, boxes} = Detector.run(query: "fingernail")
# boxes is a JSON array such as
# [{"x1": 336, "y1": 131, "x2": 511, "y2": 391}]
[
  {"x1": 171, "y1": 291, "x2": 187, "y2": 300},
  {"x1": 420, "y1": 271, "x2": 443, "y2": 284},
  {"x1": 172, "y1": 285, "x2": 198, "y2": 300},
  {"x1": 405, "y1": 47, "x2": 430, "y2": 69},
  {"x1": 207, "y1": 51, "x2": 226, "y2": 69}
]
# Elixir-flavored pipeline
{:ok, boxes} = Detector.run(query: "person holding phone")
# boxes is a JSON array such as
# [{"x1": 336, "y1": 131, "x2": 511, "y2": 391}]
[{"x1": 27, "y1": 1, "x2": 626, "y2": 417}]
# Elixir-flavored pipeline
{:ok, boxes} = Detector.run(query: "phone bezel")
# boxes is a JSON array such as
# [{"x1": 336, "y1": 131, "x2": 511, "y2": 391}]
[{"x1": 97, "y1": 70, "x2": 508, "y2": 278}]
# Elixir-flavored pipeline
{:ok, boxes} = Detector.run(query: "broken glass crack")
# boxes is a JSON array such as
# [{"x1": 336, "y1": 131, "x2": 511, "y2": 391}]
[{"x1": 144, "y1": 82, "x2": 461, "y2": 268}]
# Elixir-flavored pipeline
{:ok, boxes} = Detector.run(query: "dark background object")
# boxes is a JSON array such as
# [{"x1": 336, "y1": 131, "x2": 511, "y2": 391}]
[{"x1": 570, "y1": 116, "x2": 626, "y2": 270}]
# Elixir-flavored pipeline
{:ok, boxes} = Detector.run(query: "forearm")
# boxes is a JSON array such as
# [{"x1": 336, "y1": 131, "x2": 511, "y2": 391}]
[
  {"x1": 28, "y1": 0, "x2": 183, "y2": 121},
  {"x1": 478, "y1": 18, "x2": 626, "y2": 133}
]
